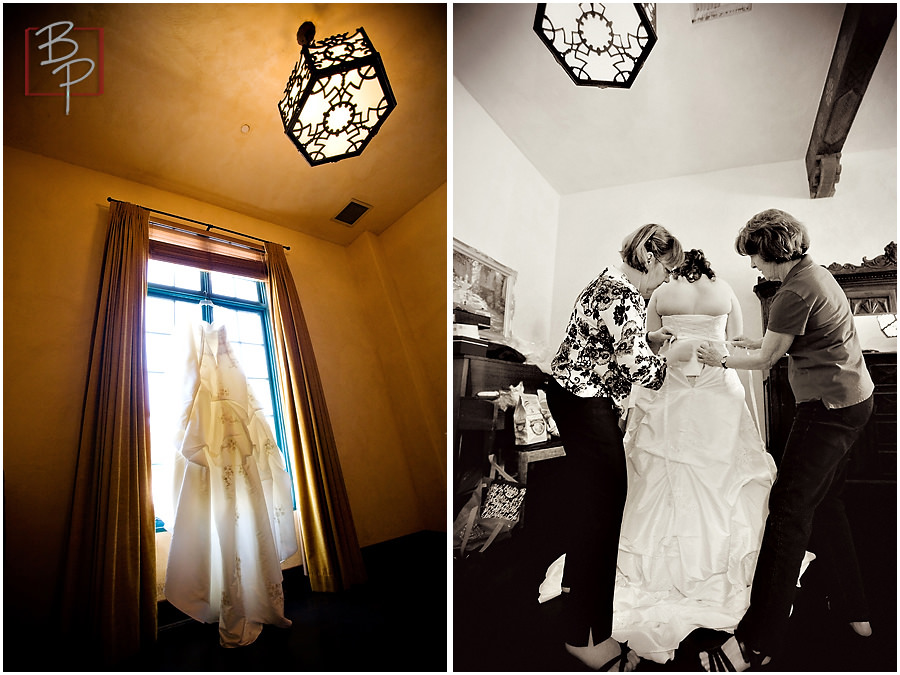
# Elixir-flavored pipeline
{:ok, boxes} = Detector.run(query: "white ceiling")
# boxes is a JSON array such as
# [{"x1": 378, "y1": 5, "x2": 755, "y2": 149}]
[
  {"x1": 454, "y1": 3, "x2": 897, "y2": 196},
  {"x1": 3, "y1": 3, "x2": 447, "y2": 246}
]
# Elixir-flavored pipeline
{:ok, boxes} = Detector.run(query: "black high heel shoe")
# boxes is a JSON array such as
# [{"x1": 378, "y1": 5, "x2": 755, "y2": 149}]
[
  {"x1": 563, "y1": 641, "x2": 635, "y2": 672},
  {"x1": 700, "y1": 635, "x2": 771, "y2": 672}
]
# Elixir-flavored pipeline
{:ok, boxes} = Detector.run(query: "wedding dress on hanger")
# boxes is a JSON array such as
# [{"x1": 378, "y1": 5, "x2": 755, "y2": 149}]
[{"x1": 164, "y1": 320, "x2": 298, "y2": 647}]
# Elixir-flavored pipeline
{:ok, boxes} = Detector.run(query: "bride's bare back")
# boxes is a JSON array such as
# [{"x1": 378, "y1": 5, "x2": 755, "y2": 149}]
[{"x1": 647, "y1": 276, "x2": 743, "y2": 340}]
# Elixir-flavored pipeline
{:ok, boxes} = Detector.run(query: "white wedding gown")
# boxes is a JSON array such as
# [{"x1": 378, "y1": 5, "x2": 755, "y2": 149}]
[
  {"x1": 165, "y1": 322, "x2": 299, "y2": 647},
  {"x1": 541, "y1": 315, "x2": 780, "y2": 664}
]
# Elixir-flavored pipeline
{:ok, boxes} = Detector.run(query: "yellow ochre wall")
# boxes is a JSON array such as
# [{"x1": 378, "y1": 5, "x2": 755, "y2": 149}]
[{"x1": 2, "y1": 146, "x2": 447, "y2": 629}]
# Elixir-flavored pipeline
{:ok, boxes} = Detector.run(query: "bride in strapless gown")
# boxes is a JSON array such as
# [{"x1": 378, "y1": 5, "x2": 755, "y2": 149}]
[
  {"x1": 609, "y1": 313, "x2": 776, "y2": 663},
  {"x1": 540, "y1": 252, "x2": 783, "y2": 665}
]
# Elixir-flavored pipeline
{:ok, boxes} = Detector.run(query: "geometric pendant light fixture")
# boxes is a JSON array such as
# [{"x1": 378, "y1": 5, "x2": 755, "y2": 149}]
[
  {"x1": 278, "y1": 21, "x2": 397, "y2": 166},
  {"x1": 533, "y1": 4, "x2": 657, "y2": 89}
]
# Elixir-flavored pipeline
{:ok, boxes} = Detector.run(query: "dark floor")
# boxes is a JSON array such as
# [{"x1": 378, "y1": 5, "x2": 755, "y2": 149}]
[
  {"x1": 7, "y1": 530, "x2": 447, "y2": 672},
  {"x1": 140, "y1": 529, "x2": 447, "y2": 672},
  {"x1": 453, "y1": 457, "x2": 897, "y2": 672}
]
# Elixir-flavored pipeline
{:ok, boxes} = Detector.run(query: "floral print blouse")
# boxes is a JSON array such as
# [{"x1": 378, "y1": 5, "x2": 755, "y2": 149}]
[{"x1": 551, "y1": 266, "x2": 667, "y2": 415}]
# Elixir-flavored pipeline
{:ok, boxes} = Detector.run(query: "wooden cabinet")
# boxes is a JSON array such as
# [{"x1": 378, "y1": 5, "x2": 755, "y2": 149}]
[
  {"x1": 764, "y1": 352, "x2": 896, "y2": 483},
  {"x1": 453, "y1": 352, "x2": 564, "y2": 510},
  {"x1": 755, "y1": 243, "x2": 897, "y2": 484},
  {"x1": 453, "y1": 354, "x2": 549, "y2": 437}
]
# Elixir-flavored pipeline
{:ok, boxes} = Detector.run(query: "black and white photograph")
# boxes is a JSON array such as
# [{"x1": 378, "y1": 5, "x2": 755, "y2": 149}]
[{"x1": 453, "y1": 3, "x2": 896, "y2": 673}]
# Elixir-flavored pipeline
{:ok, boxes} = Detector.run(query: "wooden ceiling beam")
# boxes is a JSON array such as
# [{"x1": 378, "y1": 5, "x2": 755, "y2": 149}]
[{"x1": 806, "y1": 3, "x2": 896, "y2": 199}]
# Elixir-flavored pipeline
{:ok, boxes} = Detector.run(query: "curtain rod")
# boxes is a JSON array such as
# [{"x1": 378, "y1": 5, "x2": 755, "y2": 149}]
[{"x1": 106, "y1": 197, "x2": 290, "y2": 251}]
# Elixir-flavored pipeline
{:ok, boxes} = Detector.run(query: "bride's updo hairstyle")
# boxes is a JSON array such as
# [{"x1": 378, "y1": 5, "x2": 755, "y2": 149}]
[
  {"x1": 620, "y1": 223, "x2": 684, "y2": 273},
  {"x1": 735, "y1": 209, "x2": 810, "y2": 263},
  {"x1": 674, "y1": 249, "x2": 716, "y2": 283}
]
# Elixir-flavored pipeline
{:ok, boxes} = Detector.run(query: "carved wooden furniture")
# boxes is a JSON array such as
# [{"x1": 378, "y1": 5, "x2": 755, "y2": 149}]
[
  {"x1": 754, "y1": 243, "x2": 897, "y2": 483},
  {"x1": 754, "y1": 242, "x2": 897, "y2": 327}
]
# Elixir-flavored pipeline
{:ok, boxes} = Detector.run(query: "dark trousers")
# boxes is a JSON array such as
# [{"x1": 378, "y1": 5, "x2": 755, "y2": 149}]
[
  {"x1": 737, "y1": 395, "x2": 874, "y2": 657},
  {"x1": 545, "y1": 378, "x2": 627, "y2": 646}
]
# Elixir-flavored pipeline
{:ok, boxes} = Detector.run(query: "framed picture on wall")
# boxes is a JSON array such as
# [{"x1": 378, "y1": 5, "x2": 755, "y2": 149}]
[{"x1": 452, "y1": 238, "x2": 516, "y2": 340}]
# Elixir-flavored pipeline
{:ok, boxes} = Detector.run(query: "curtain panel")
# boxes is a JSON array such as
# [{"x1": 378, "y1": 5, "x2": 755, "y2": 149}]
[
  {"x1": 60, "y1": 202, "x2": 157, "y2": 665},
  {"x1": 265, "y1": 243, "x2": 367, "y2": 592}
]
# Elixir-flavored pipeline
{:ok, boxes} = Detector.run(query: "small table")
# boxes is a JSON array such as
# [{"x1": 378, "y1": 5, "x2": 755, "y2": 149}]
[{"x1": 517, "y1": 440, "x2": 566, "y2": 485}]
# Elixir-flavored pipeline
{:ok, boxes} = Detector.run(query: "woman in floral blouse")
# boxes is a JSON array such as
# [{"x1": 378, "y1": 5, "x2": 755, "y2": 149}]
[{"x1": 545, "y1": 223, "x2": 685, "y2": 671}]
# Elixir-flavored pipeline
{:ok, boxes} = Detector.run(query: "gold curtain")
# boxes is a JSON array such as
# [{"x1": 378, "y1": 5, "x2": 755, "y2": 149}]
[
  {"x1": 60, "y1": 202, "x2": 156, "y2": 664},
  {"x1": 265, "y1": 243, "x2": 367, "y2": 591}
]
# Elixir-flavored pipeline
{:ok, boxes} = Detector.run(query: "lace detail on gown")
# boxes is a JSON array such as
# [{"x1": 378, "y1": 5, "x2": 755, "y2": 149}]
[{"x1": 165, "y1": 321, "x2": 299, "y2": 647}]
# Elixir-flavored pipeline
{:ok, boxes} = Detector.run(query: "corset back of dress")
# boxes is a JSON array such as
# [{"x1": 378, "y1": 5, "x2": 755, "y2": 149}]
[
  {"x1": 662, "y1": 314, "x2": 727, "y2": 341},
  {"x1": 660, "y1": 314, "x2": 728, "y2": 376}
]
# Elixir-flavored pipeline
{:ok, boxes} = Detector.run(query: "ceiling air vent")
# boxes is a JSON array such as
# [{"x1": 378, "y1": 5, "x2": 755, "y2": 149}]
[{"x1": 332, "y1": 199, "x2": 372, "y2": 227}]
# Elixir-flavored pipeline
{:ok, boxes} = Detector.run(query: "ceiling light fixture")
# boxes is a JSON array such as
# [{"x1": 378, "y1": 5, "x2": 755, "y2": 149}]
[
  {"x1": 278, "y1": 21, "x2": 397, "y2": 166},
  {"x1": 533, "y1": 3, "x2": 657, "y2": 89}
]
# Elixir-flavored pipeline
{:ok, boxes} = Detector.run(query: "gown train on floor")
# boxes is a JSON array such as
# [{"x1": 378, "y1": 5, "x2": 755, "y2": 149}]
[{"x1": 541, "y1": 315, "x2": 787, "y2": 664}]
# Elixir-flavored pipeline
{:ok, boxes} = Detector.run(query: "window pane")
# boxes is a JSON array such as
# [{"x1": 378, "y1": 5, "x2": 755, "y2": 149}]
[
  {"x1": 146, "y1": 297, "x2": 175, "y2": 334},
  {"x1": 210, "y1": 270, "x2": 259, "y2": 301},
  {"x1": 148, "y1": 259, "x2": 202, "y2": 290},
  {"x1": 212, "y1": 307, "x2": 274, "y2": 408},
  {"x1": 249, "y1": 378, "x2": 274, "y2": 417},
  {"x1": 237, "y1": 311, "x2": 264, "y2": 344},
  {"x1": 234, "y1": 343, "x2": 269, "y2": 379},
  {"x1": 215, "y1": 306, "x2": 264, "y2": 349},
  {"x1": 264, "y1": 414, "x2": 277, "y2": 438},
  {"x1": 147, "y1": 259, "x2": 175, "y2": 286},
  {"x1": 146, "y1": 276, "x2": 290, "y2": 523},
  {"x1": 148, "y1": 372, "x2": 173, "y2": 423},
  {"x1": 176, "y1": 301, "x2": 202, "y2": 327},
  {"x1": 148, "y1": 369, "x2": 181, "y2": 526},
  {"x1": 174, "y1": 265, "x2": 202, "y2": 290},
  {"x1": 146, "y1": 332, "x2": 175, "y2": 373},
  {"x1": 146, "y1": 298, "x2": 197, "y2": 526},
  {"x1": 148, "y1": 371, "x2": 182, "y2": 444},
  {"x1": 213, "y1": 306, "x2": 238, "y2": 334}
]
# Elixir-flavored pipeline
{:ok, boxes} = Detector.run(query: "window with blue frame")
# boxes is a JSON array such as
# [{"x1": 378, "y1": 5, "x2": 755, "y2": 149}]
[{"x1": 145, "y1": 258, "x2": 293, "y2": 532}]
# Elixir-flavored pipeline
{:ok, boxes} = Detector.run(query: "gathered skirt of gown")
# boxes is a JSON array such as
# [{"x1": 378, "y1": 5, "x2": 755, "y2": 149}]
[
  {"x1": 540, "y1": 315, "x2": 778, "y2": 664},
  {"x1": 612, "y1": 315, "x2": 776, "y2": 662},
  {"x1": 165, "y1": 321, "x2": 299, "y2": 647}
]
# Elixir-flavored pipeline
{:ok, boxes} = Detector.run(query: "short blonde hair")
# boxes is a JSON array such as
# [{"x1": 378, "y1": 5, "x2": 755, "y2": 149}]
[
  {"x1": 735, "y1": 209, "x2": 809, "y2": 263},
  {"x1": 620, "y1": 224, "x2": 684, "y2": 273}
]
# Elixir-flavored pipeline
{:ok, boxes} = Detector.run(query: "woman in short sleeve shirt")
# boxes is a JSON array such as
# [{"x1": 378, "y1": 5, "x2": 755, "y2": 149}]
[{"x1": 698, "y1": 209, "x2": 874, "y2": 668}]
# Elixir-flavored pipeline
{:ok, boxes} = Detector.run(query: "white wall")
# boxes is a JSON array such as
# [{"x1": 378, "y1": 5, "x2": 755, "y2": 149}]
[
  {"x1": 453, "y1": 78, "x2": 561, "y2": 359},
  {"x1": 552, "y1": 148, "x2": 898, "y2": 419},
  {"x1": 455, "y1": 73, "x2": 896, "y2": 423}
]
